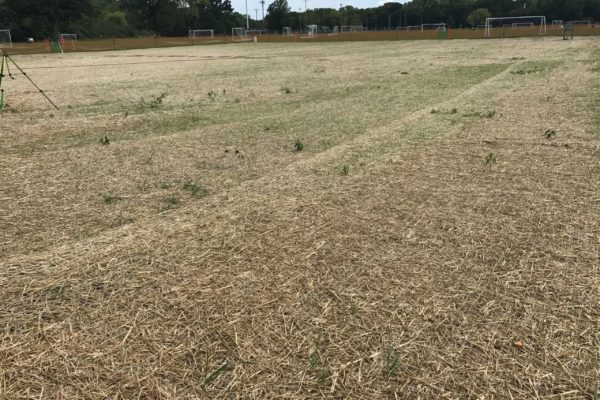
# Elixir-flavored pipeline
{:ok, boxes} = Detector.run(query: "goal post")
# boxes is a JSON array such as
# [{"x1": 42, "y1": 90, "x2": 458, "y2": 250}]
[
  {"x1": 485, "y1": 16, "x2": 546, "y2": 37},
  {"x1": 0, "y1": 29, "x2": 12, "y2": 47},
  {"x1": 307, "y1": 24, "x2": 317, "y2": 37},
  {"x1": 58, "y1": 33, "x2": 77, "y2": 50},
  {"x1": 231, "y1": 28, "x2": 247, "y2": 40},
  {"x1": 282, "y1": 27, "x2": 293, "y2": 35},
  {"x1": 189, "y1": 29, "x2": 214, "y2": 39}
]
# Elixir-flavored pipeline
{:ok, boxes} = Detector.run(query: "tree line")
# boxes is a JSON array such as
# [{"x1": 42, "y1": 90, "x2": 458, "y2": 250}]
[{"x1": 1, "y1": 0, "x2": 599, "y2": 40}]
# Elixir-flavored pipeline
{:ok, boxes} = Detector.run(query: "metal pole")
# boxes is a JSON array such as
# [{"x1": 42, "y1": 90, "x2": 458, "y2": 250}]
[
  {"x1": 245, "y1": 0, "x2": 249, "y2": 30},
  {"x1": 305, "y1": 0, "x2": 307, "y2": 29}
]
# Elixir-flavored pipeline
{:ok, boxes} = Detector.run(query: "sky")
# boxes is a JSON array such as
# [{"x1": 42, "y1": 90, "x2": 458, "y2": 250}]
[{"x1": 231, "y1": 0, "x2": 409, "y2": 19}]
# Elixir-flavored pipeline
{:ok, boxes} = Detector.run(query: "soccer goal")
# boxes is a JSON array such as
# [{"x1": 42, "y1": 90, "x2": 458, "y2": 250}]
[
  {"x1": 341, "y1": 25, "x2": 366, "y2": 33},
  {"x1": 330, "y1": 26, "x2": 339, "y2": 35},
  {"x1": 422, "y1": 23, "x2": 446, "y2": 30},
  {"x1": 232, "y1": 27, "x2": 247, "y2": 40},
  {"x1": 484, "y1": 16, "x2": 546, "y2": 37},
  {"x1": 189, "y1": 29, "x2": 214, "y2": 39},
  {"x1": 0, "y1": 29, "x2": 12, "y2": 47},
  {"x1": 246, "y1": 29, "x2": 263, "y2": 36},
  {"x1": 307, "y1": 25, "x2": 317, "y2": 37},
  {"x1": 283, "y1": 27, "x2": 293, "y2": 35},
  {"x1": 59, "y1": 33, "x2": 77, "y2": 49},
  {"x1": 552, "y1": 20, "x2": 564, "y2": 30}
]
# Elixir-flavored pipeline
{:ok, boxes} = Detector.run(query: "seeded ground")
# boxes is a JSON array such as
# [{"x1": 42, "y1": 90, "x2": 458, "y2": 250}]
[{"x1": 0, "y1": 38, "x2": 599, "y2": 399}]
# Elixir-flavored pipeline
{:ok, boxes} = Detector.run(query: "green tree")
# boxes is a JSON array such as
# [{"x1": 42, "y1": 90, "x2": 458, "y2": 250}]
[
  {"x1": 467, "y1": 7, "x2": 491, "y2": 26},
  {"x1": 265, "y1": 0, "x2": 290, "y2": 32},
  {"x1": 187, "y1": 0, "x2": 235, "y2": 34}
]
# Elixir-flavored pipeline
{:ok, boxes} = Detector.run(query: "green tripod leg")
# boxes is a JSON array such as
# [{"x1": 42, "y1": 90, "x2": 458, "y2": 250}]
[{"x1": 0, "y1": 53, "x2": 6, "y2": 111}]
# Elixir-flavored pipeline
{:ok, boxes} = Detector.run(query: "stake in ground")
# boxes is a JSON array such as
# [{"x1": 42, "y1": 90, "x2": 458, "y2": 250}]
[{"x1": 0, "y1": 38, "x2": 598, "y2": 398}]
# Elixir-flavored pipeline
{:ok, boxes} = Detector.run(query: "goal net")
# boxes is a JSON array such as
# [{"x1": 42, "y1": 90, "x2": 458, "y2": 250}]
[
  {"x1": 510, "y1": 22, "x2": 534, "y2": 29},
  {"x1": 422, "y1": 23, "x2": 446, "y2": 30},
  {"x1": 232, "y1": 27, "x2": 248, "y2": 40},
  {"x1": 307, "y1": 25, "x2": 317, "y2": 37},
  {"x1": 246, "y1": 29, "x2": 263, "y2": 36},
  {"x1": 283, "y1": 27, "x2": 293, "y2": 35},
  {"x1": 485, "y1": 16, "x2": 546, "y2": 37},
  {"x1": 59, "y1": 33, "x2": 77, "y2": 49},
  {"x1": 341, "y1": 25, "x2": 366, "y2": 33},
  {"x1": 571, "y1": 20, "x2": 592, "y2": 27},
  {"x1": 0, "y1": 29, "x2": 12, "y2": 47},
  {"x1": 189, "y1": 29, "x2": 214, "y2": 39}
]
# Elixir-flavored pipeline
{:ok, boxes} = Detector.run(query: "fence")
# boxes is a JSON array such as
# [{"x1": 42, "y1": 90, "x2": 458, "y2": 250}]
[{"x1": 2, "y1": 26, "x2": 599, "y2": 55}]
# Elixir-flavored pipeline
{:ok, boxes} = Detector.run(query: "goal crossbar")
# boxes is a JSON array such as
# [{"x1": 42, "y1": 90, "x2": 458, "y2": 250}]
[
  {"x1": 189, "y1": 29, "x2": 214, "y2": 38},
  {"x1": 485, "y1": 16, "x2": 546, "y2": 37},
  {"x1": 59, "y1": 33, "x2": 77, "y2": 41}
]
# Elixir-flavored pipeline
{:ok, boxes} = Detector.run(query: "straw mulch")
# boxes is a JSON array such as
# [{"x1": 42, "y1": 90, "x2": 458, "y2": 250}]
[{"x1": 1, "y1": 39, "x2": 599, "y2": 399}]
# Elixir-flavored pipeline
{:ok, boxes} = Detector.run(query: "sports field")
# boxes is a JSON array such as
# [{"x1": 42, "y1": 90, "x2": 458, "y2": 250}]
[{"x1": 1, "y1": 38, "x2": 599, "y2": 398}]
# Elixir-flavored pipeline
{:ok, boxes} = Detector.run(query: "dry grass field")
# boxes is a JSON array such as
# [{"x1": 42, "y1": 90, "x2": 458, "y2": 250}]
[{"x1": 1, "y1": 37, "x2": 599, "y2": 399}]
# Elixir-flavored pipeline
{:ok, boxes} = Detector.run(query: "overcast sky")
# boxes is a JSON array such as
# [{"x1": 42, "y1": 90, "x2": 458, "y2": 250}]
[{"x1": 231, "y1": 0, "x2": 409, "y2": 18}]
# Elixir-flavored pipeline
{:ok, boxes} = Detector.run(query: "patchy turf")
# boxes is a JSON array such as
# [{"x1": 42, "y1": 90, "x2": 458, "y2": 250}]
[{"x1": 0, "y1": 38, "x2": 599, "y2": 399}]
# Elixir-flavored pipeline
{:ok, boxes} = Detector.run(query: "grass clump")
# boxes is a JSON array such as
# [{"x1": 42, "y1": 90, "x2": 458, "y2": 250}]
[
  {"x1": 384, "y1": 346, "x2": 402, "y2": 380},
  {"x1": 204, "y1": 361, "x2": 232, "y2": 386},
  {"x1": 308, "y1": 352, "x2": 331, "y2": 385},
  {"x1": 337, "y1": 164, "x2": 350, "y2": 176},
  {"x1": 166, "y1": 196, "x2": 179, "y2": 205},
  {"x1": 183, "y1": 181, "x2": 208, "y2": 197},
  {"x1": 99, "y1": 135, "x2": 110, "y2": 145},
  {"x1": 294, "y1": 139, "x2": 304, "y2": 152},
  {"x1": 464, "y1": 110, "x2": 495, "y2": 119},
  {"x1": 135, "y1": 93, "x2": 167, "y2": 111},
  {"x1": 485, "y1": 153, "x2": 497, "y2": 165},
  {"x1": 151, "y1": 93, "x2": 167, "y2": 107},
  {"x1": 544, "y1": 129, "x2": 556, "y2": 139},
  {"x1": 103, "y1": 194, "x2": 122, "y2": 204}
]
